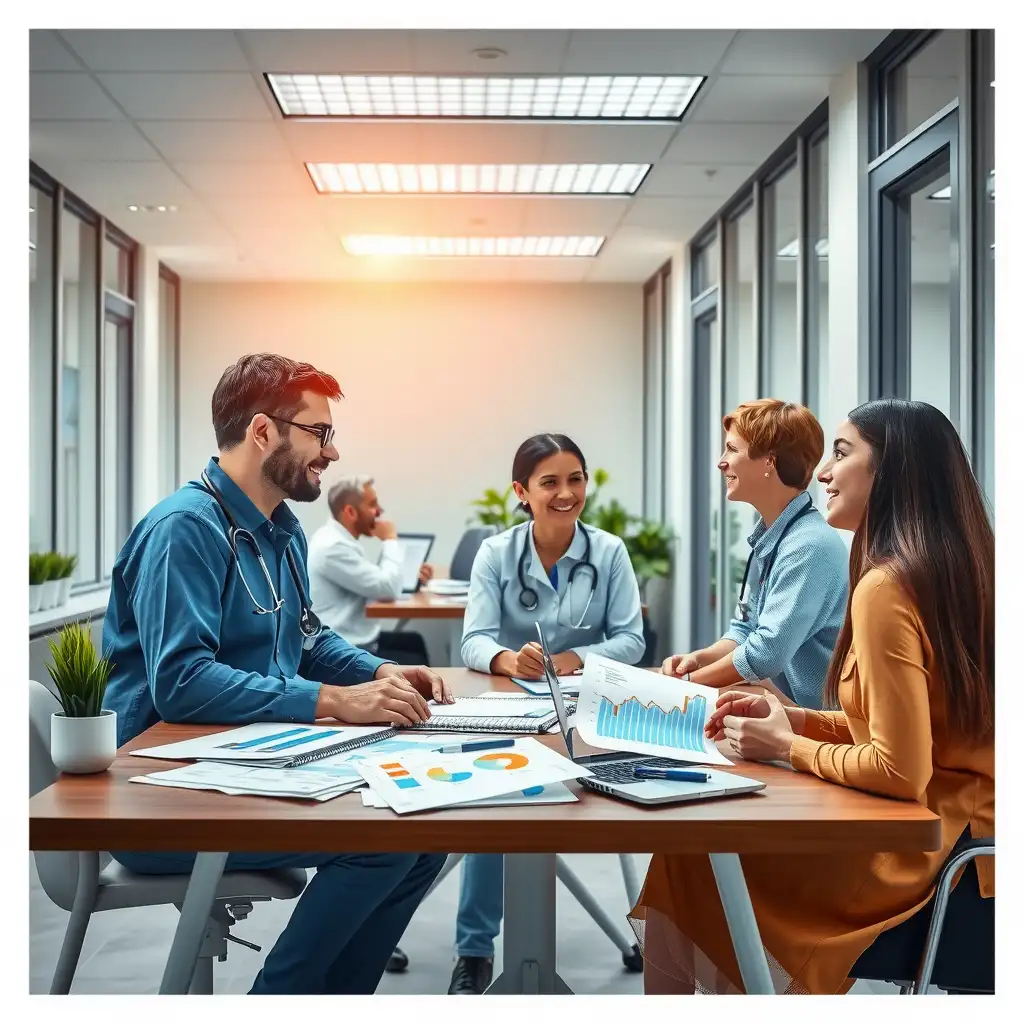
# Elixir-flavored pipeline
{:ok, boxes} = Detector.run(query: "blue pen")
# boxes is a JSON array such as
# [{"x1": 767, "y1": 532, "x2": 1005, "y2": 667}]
[
  {"x1": 632, "y1": 767, "x2": 710, "y2": 783},
  {"x1": 433, "y1": 739, "x2": 516, "y2": 755}
]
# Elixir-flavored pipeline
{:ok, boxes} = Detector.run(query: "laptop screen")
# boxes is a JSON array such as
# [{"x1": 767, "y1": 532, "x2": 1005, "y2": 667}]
[
  {"x1": 396, "y1": 533, "x2": 434, "y2": 593},
  {"x1": 535, "y1": 621, "x2": 576, "y2": 760}
]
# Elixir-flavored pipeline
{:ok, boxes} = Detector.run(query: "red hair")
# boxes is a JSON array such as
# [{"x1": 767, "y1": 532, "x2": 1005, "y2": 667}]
[{"x1": 723, "y1": 399, "x2": 824, "y2": 489}]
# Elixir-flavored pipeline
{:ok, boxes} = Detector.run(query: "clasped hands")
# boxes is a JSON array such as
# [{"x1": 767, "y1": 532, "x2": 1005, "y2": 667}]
[{"x1": 704, "y1": 689, "x2": 799, "y2": 764}]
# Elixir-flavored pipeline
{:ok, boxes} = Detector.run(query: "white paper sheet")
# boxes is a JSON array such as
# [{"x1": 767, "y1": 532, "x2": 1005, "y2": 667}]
[{"x1": 359, "y1": 782, "x2": 578, "y2": 808}]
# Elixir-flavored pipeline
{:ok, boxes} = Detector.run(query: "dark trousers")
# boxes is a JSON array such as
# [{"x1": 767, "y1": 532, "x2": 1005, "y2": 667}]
[{"x1": 365, "y1": 630, "x2": 430, "y2": 666}]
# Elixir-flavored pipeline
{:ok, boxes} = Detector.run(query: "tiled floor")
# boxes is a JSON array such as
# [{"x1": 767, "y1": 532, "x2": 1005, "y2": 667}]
[{"x1": 30, "y1": 852, "x2": 897, "y2": 995}]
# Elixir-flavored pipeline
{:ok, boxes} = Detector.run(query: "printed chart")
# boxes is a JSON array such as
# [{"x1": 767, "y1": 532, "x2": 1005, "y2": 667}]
[
  {"x1": 357, "y1": 738, "x2": 590, "y2": 814},
  {"x1": 575, "y1": 655, "x2": 731, "y2": 766}
]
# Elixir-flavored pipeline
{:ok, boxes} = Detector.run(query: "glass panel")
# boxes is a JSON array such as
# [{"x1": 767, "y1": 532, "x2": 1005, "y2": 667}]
[
  {"x1": 643, "y1": 278, "x2": 664, "y2": 519},
  {"x1": 693, "y1": 234, "x2": 719, "y2": 294},
  {"x1": 722, "y1": 205, "x2": 758, "y2": 634},
  {"x1": 103, "y1": 238, "x2": 131, "y2": 296},
  {"x1": 908, "y1": 170, "x2": 955, "y2": 418},
  {"x1": 888, "y1": 31, "x2": 963, "y2": 145},
  {"x1": 61, "y1": 209, "x2": 99, "y2": 584},
  {"x1": 30, "y1": 185, "x2": 55, "y2": 554},
  {"x1": 763, "y1": 162, "x2": 802, "y2": 403},
  {"x1": 978, "y1": 33, "x2": 994, "y2": 509},
  {"x1": 159, "y1": 273, "x2": 179, "y2": 497},
  {"x1": 704, "y1": 315, "x2": 722, "y2": 642},
  {"x1": 807, "y1": 136, "x2": 830, "y2": 419},
  {"x1": 101, "y1": 319, "x2": 132, "y2": 575}
]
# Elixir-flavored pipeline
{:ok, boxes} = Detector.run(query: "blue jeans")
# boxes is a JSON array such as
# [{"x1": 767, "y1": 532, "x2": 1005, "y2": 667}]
[
  {"x1": 113, "y1": 850, "x2": 446, "y2": 994},
  {"x1": 455, "y1": 853, "x2": 504, "y2": 957}
]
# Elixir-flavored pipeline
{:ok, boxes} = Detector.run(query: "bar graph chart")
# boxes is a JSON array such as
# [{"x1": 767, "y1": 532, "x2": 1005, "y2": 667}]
[{"x1": 595, "y1": 694, "x2": 707, "y2": 755}]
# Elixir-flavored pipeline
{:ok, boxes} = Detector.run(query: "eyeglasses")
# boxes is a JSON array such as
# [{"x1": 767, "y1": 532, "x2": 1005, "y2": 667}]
[{"x1": 266, "y1": 415, "x2": 335, "y2": 449}]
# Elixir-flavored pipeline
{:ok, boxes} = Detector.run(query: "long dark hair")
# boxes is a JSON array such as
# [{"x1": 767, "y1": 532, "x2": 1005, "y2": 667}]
[
  {"x1": 823, "y1": 399, "x2": 994, "y2": 744},
  {"x1": 512, "y1": 434, "x2": 588, "y2": 516}
]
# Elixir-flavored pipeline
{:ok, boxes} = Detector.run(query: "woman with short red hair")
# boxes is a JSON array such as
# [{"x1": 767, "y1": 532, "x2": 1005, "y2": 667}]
[{"x1": 663, "y1": 398, "x2": 848, "y2": 710}]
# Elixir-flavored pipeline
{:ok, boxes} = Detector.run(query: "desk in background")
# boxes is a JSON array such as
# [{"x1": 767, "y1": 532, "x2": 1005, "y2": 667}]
[{"x1": 30, "y1": 668, "x2": 940, "y2": 995}]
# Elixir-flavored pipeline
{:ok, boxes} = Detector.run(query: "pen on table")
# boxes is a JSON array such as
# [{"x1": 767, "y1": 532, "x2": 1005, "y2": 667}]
[
  {"x1": 433, "y1": 739, "x2": 516, "y2": 754},
  {"x1": 632, "y1": 767, "x2": 710, "y2": 783}
]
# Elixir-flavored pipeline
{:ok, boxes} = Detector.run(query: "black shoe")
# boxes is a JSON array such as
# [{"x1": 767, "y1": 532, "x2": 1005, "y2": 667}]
[
  {"x1": 448, "y1": 956, "x2": 493, "y2": 994},
  {"x1": 385, "y1": 947, "x2": 409, "y2": 973}
]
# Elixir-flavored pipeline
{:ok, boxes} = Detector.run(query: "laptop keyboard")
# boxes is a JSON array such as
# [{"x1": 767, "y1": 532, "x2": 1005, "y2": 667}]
[{"x1": 588, "y1": 756, "x2": 690, "y2": 786}]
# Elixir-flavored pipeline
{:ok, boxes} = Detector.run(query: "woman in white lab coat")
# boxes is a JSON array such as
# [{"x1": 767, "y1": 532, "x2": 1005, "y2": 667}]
[{"x1": 447, "y1": 432, "x2": 645, "y2": 994}]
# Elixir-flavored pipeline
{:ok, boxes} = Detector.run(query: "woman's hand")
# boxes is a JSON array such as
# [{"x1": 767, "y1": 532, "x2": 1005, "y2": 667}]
[
  {"x1": 552, "y1": 651, "x2": 583, "y2": 676},
  {"x1": 705, "y1": 689, "x2": 797, "y2": 764},
  {"x1": 662, "y1": 651, "x2": 701, "y2": 676}
]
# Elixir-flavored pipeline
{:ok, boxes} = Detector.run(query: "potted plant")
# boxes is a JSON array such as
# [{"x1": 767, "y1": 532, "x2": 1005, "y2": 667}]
[
  {"x1": 45, "y1": 622, "x2": 117, "y2": 774},
  {"x1": 40, "y1": 552, "x2": 64, "y2": 611},
  {"x1": 54, "y1": 553, "x2": 78, "y2": 607},
  {"x1": 29, "y1": 553, "x2": 48, "y2": 613}
]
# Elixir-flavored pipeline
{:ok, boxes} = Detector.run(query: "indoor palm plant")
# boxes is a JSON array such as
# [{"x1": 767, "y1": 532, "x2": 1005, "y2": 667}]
[
  {"x1": 54, "y1": 553, "x2": 78, "y2": 607},
  {"x1": 29, "y1": 552, "x2": 48, "y2": 613},
  {"x1": 45, "y1": 621, "x2": 117, "y2": 774},
  {"x1": 40, "y1": 552, "x2": 64, "y2": 611}
]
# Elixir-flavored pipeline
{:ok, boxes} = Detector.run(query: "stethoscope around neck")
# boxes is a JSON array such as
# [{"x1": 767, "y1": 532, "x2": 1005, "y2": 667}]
[
  {"x1": 517, "y1": 522, "x2": 599, "y2": 629},
  {"x1": 199, "y1": 470, "x2": 323, "y2": 650},
  {"x1": 734, "y1": 494, "x2": 817, "y2": 623}
]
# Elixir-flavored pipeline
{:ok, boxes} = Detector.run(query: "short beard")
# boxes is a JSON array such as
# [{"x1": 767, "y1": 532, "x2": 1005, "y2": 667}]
[{"x1": 262, "y1": 439, "x2": 324, "y2": 503}]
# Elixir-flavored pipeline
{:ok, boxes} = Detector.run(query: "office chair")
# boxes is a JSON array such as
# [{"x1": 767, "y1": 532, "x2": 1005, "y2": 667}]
[
  {"x1": 29, "y1": 679, "x2": 308, "y2": 994},
  {"x1": 449, "y1": 526, "x2": 497, "y2": 582},
  {"x1": 850, "y1": 835, "x2": 995, "y2": 994}
]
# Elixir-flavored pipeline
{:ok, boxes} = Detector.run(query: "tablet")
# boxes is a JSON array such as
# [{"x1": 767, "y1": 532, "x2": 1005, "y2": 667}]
[{"x1": 397, "y1": 533, "x2": 435, "y2": 594}]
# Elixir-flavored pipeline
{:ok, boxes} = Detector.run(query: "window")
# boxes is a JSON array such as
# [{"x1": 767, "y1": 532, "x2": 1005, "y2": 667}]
[
  {"x1": 30, "y1": 184, "x2": 55, "y2": 554},
  {"x1": 30, "y1": 163, "x2": 138, "y2": 590},
  {"x1": 692, "y1": 233, "x2": 719, "y2": 296},
  {"x1": 886, "y1": 31, "x2": 963, "y2": 145},
  {"x1": 158, "y1": 266, "x2": 181, "y2": 497},
  {"x1": 762, "y1": 161, "x2": 802, "y2": 403},
  {"x1": 642, "y1": 264, "x2": 670, "y2": 521},
  {"x1": 806, "y1": 135, "x2": 830, "y2": 418}
]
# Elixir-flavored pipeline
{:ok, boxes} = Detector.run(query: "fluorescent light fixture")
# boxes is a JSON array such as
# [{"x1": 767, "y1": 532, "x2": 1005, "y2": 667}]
[
  {"x1": 342, "y1": 235, "x2": 605, "y2": 257},
  {"x1": 268, "y1": 74, "x2": 703, "y2": 121},
  {"x1": 308, "y1": 162, "x2": 649, "y2": 195},
  {"x1": 777, "y1": 239, "x2": 829, "y2": 259},
  {"x1": 928, "y1": 185, "x2": 951, "y2": 200}
]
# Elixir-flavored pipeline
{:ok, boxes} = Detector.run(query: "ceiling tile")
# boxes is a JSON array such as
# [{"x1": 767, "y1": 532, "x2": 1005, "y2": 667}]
[
  {"x1": 30, "y1": 73, "x2": 124, "y2": 120},
  {"x1": 507, "y1": 260, "x2": 590, "y2": 282},
  {"x1": 538, "y1": 123, "x2": 677, "y2": 164},
  {"x1": 31, "y1": 120, "x2": 160, "y2": 162},
  {"x1": 690, "y1": 75, "x2": 832, "y2": 124},
  {"x1": 316, "y1": 196, "x2": 528, "y2": 236},
  {"x1": 410, "y1": 30, "x2": 570, "y2": 73},
  {"x1": 30, "y1": 30, "x2": 82, "y2": 72},
  {"x1": 96, "y1": 73, "x2": 273, "y2": 121},
  {"x1": 620, "y1": 197, "x2": 716, "y2": 232},
  {"x1": 412, "y1": 123, "x2": 548, "y2": 164},
  {"x1": 562, "y1": 30, "x2": 735, "y2": 75},
  {"x1": 136, "y1": 120, "x2": 292, "y2": 162},
  {"x1": 662, "y1": 121, "x2": 796, "y2": 164},
  {"x1": 519, "y1": 198, "x2": 629, "y2": 235},
  {"x1": 721, "y1": 30, "x2": 888, "y2": 75},
  {"x1": 61, "y1": 30, "x2": 250, "y2": 72},
  {"x1": 640, "y1": 162, "x2": 756, "y2": 199},
  {"x1": 240, "y1": 30, "x2": 415, "y2": 73},
  {"x1": 173, "y1": 161, "x2": 312, "y2": 199},
  {"x1": 278, "y1": 121, "x2": 422, "y2": 163}
]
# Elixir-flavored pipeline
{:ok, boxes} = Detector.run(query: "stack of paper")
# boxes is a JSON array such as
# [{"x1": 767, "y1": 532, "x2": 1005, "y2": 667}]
[
  {"x1": 359, "y1": 783, "x2": 578, "y2": 809},
  {"x1": 356, "y1": 737, "x2": 592, "y2": 814}
]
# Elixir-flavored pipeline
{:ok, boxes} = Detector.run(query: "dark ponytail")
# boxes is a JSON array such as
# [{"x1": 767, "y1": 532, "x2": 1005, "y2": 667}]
[{"x1": 511, "y1": 434, "x2": 588, "y2": 516}]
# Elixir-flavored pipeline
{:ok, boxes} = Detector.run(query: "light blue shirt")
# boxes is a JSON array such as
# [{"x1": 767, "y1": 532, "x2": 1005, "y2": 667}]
[
  {"x1": 723, "y1": 492, "x2": 849, "y2": 710},
  {"x1": 461, "y1": 521, "x2": 645, "y2": 672}
]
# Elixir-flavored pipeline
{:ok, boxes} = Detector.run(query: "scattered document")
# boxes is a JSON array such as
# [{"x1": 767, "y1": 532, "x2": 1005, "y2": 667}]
[
  {"x1": 359, "y1": 781, "x2": 578, "y2": 809},
  {"x1": 130, "y1": 762, "x2": 365, "y2": 802},
  {"x1": 131, "y1": 722, "x2": 396, "y2": 768},
  {"x1": 356, "y1": 737, "x2": 591, "y2": 814},
  {"x1": 512, "y1": 676, "x2": 581, "y2": 697},
  {"x1": 574, "y1": 655, "x2": 732, "y2": 766}
]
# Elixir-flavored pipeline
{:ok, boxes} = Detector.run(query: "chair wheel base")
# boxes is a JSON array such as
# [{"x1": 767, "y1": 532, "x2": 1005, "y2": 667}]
[
  {"x1": 623, "y1": 944, "x2": 644, "y2": 973},
  {"x1": 386, "y1": 947, "x2": 409, "y2": 973}
]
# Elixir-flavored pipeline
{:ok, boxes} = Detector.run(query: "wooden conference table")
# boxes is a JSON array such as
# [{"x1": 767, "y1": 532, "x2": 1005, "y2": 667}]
[{"x1": 29, "y1": 669, "x2": 941, "y2": 996}]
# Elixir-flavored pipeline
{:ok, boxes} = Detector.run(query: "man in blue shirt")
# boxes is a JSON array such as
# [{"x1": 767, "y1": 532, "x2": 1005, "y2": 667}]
[{"x1": 103, "y1": 353, "x2": 451, "y2": 994}]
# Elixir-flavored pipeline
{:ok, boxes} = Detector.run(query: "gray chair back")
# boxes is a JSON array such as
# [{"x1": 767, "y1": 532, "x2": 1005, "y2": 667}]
[
  {"x1": 29, "y1": 680, "x2": 103, "y2": 910},
  {"x1": 449, "y1": 526, "x2": 497, "y2": 582}
]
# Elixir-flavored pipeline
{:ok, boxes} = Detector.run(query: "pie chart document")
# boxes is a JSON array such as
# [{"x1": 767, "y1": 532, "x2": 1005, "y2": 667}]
[{"x1": 355, "y1": 737, "x2": 592, "y2": 814}]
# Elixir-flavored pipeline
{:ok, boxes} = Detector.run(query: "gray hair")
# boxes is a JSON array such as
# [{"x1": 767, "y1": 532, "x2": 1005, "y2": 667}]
[{"x1": 328, "y1": 475, "x2": 374, "y2": 518}]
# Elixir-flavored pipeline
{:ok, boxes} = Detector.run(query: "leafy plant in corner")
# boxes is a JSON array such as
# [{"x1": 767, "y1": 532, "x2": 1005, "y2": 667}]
[
  {"x1": 45, "y1": 622, "x2": 113, "y2": 718},
  {"x1": 56, "y1": 553, "x2": 78, "y2": 580},
  {"x1": 29, "y1": 552, "x2": 49, "y2": 586},
  {"x1": 468, "y1": 485, "x2": 529, "y2": 532}
]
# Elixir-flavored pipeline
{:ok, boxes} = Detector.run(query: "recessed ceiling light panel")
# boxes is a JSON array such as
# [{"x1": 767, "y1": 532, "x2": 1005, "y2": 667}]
[
  {"x1": 268, "y1": 74, "x2": 703, "y2": 121},
  {"x1": 342, "y1": 235, "x2": 605, "y2": 257},
  {"x1": 308, "y1": 162, "x2": 649, "y2": 195}
]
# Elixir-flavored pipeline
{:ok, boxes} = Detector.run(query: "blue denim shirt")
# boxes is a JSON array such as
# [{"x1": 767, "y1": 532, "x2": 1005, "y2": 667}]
[
  {"x1": 102, "y1": 458, "x2": 388, "y2": 746},
  {"x1": 722, "y1": 492, "x2": 849, "y2": 710}
]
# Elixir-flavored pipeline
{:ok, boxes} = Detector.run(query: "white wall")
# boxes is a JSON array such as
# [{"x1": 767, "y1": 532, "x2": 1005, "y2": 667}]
[{"x1": 178, "y1": 281, "x2": 645, "y2": 570}]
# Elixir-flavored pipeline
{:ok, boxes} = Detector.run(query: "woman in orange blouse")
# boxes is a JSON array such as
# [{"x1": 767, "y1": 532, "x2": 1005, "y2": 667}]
[{"x1": 629, "y1": 399, "x2": 994, "y2": 994}]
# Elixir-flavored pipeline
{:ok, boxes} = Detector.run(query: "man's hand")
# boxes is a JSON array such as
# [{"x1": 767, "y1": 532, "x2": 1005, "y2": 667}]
[
  {"x1": 417, "y1": 563, "x2": 434, "y2": 584},
  {"x1": 316, "y1": 678, "x2": 430, "y2": 727},
  {"x1": 511, "y1": 642, "x2": 545, "y2": 679},
  {"x1": 552, "y1": 651, "x2": 583, "y2": 676},
  {"x1": 372, "y1": 519, "x2": 398, "y2": 541},
  {"x1": 375, "y1": 662, "x2": 455, "y2": 704},
  {"x1": 662, "y1": 651, "x2": 702, "y2": 677}
]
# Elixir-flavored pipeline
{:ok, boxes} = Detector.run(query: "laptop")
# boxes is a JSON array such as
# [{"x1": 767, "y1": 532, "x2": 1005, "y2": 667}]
[
  {"x1": 396, "y1": 532, "x2": 435, "y2": 594},
  {"x1": 535, "y1": 622, "x2": 766, "y2": 806}
]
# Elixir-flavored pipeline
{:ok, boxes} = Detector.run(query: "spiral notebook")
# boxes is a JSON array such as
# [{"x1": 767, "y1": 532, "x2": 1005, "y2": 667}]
[
  {"x1": 132, "y1": 722, "x2": 398, "y2": 769},
  {"x1": 406, "y1": 696, "x2": 576, "y2": 734}
]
